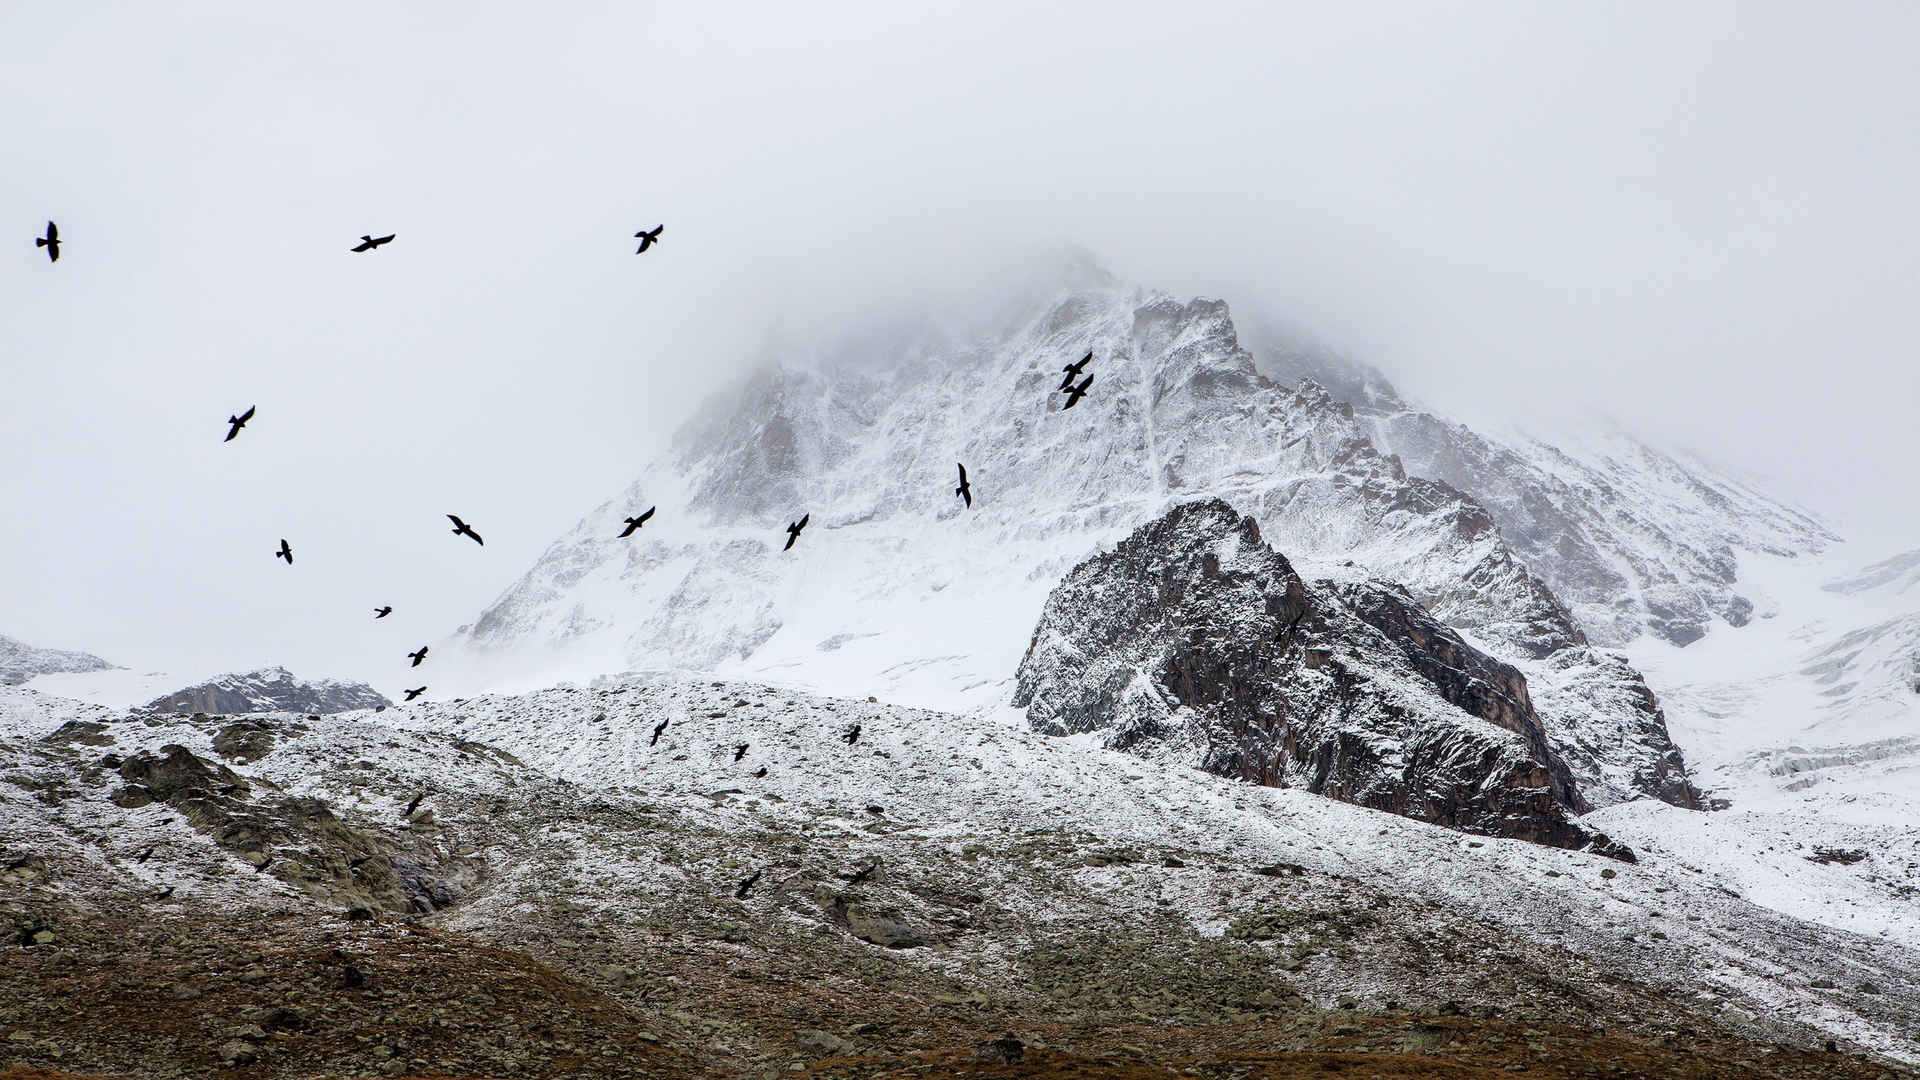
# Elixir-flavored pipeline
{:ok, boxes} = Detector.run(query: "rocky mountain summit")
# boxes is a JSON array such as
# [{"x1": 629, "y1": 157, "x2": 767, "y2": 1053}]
[
  {"x1": 0, "y1": 632, "x2": 115, "y2": 686},
  {"x1": 451, "y1": 275, "x2": 1726, "y2": 812},
  {"x1": 1015, "y1": 499, "x2": 1623, "y2": 853},
  {"x1": 138, "y1": 666, "x2": 392, "y2": 716}
]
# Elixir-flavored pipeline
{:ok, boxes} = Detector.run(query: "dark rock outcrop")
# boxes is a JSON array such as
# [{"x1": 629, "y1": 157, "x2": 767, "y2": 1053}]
[
  {"x1": 1015, "y1": 499, "x2": 1624, "y2": 854},
  {"x1": 111, "y1": 744, "x2": 478, "y2": 913},
  {"x1": 139, "y1": 666, "x2": 391, "y2": 716}
]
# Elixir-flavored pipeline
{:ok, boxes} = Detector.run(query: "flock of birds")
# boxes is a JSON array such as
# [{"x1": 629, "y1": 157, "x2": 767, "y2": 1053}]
[
  {"x1": 29, "y1": 220, "x2": 1106, "y2": 705},
  {"x1": 31, "y1": 218, "x2": 1119, "y2": 915}
]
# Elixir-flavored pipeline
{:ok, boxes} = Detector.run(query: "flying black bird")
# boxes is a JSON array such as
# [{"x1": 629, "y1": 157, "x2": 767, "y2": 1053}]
[
  {"x1": 1059, "y1": 349, "x2": 1091, "y2": 391},
  {"x1": 846, "y1": 863, "x2": 877, "y2": 885},
  {"x1": 733, "y1": 743, "x2": 749, "y2": 762},
  {"x1": 223, "y1": 405, "x2": 256, "y2": 443},
  {"x1": 403, "y1": 686, "x2": 426, "y2": 702},
  {"x1": 373, "y1": 606, "x2": 393, "y2": 619},
  {"x1": 650, "y1": 718, "x2": 669, "y2": 746},
  {"x1": 275, "y1": 539, "x2": 293, "y2": 565},
  {"x1": 752, "y1": 766, "x2": 767, "y2": 778},
  {"x1": 255, "y1": 857, "x2": 275, "y2": 873},
  {"x1": 633, "y1": 225, "x2": 663, "y2": 254},
  {"x1": 407, "y1": 646, "x2": 428, "y2": 668},
  {"x1": 617, "y1": 507, "x2": 656, "y2": 538},
  {"x1": 154, "y1": 886, "x2": 175, "y2": 901},
  {"x1": 734, "y1": 869, "x2": 762, "y2": 899},
  {"x1": 784, "y1": 514, "x2": 809, "y2": 551},
  {"x1": 842, "y1": 723, "x2": 862, "y2": 746},
  {"x1": 1062, "y1": 373, "x2": 1094, "y2": 410},
  {"x1": 35, "y1": 221, "x2": 60, "y2": 263},
  {"x1": 136, "y1": 845, "x2": 156, "y2": 864},
  {"x1": 350, "y1": 233, "x2": 395, "y2": 253},
  {"x1": 447, "y1": 514, "x2": 483, "y2": 546},
  {"x1": 402, "y1": 794, "x2": 425, "y2": 819}
]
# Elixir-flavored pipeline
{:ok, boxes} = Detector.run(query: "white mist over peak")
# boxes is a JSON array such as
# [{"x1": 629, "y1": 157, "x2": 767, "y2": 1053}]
[{"x1": 434, "y1": 274, "x2": 1866, "y2": 822}]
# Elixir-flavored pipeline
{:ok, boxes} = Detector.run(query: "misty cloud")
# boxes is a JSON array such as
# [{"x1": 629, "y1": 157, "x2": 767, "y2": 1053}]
[{"x1": 3, "y1": 2, "x2": 1915, "y2": 683}]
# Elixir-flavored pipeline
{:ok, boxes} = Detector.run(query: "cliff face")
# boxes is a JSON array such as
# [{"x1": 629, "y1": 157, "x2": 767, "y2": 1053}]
[{"x1": 1015, "y1": 499, "x2": 1630, "y2": 854}]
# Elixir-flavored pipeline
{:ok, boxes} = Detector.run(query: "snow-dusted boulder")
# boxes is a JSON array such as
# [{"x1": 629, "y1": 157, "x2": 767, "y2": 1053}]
[{"x1": 1015, "y1": 499, "x2": 1629, "y2": 855}]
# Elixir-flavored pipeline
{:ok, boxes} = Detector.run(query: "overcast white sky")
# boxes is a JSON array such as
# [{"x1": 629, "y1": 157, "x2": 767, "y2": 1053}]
[{"x1": 3, "y1": 2, "x2": 1916, "y2": 686}]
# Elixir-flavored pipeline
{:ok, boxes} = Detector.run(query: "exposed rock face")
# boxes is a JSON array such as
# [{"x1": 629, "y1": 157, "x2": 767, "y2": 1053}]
[
  {"x1": 0, "y1": 633, "x2": 115, "y2": 685},
  {"x1": 139, "y1": 666, "x2": 391, "y2": 716},
  {"x1": 1015, "y1": 499, "x2": 1622, "y2": 853}
]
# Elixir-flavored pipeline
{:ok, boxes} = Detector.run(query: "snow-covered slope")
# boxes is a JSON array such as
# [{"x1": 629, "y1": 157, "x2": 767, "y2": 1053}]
[
  {"x1": 1825, "y1": 549, "x2": 1920, "y2": 599},
  {"x1": 449, "y1": 279, "x2": 1730, "y2": 811},
  {"x1": 1257, "y1": 339, "x2": 1837, "y2": 650},
  {"x1": 1372, "y1": 420, "x2": 1837, "y2": 648},
  {"x1": 1630, "y1": 545, "x2": 1920, "y2": 808},
  {"x1": 0, "y1": 633, "x2": 115, "y2": 686}
]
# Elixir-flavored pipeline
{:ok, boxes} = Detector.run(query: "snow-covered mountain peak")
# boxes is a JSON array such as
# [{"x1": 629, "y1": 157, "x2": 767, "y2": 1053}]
[{"x1": 450, "y1": 280, "x2": 1755, "y2": 815}]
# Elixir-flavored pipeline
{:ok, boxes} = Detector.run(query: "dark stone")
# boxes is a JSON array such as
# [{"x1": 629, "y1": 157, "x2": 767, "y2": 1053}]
[
  {"x1": 212, "y1": 719, "x2": 276, "y2": 763},
  {"x1": 116, "y1": 744, "x2": 246, "y2": 803},
  {"x1": 250, "y1": 1005, "x2": 308, "y2": 1031},
  {"x1": 42, "y1": 719, "x2": 115, "y2": 747},
  {"x1": 1586, "y1": 833, "x2": 1637, "y2": 864},
  {"x1": 973, "y1": 1033, "x2": 1025, "y2": 1064}
]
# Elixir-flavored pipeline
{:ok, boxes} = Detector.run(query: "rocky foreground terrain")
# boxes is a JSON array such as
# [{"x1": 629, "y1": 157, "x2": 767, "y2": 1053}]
[{"x1": 4, "y1": 677, "x2": 1916, "y2": 1079}]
